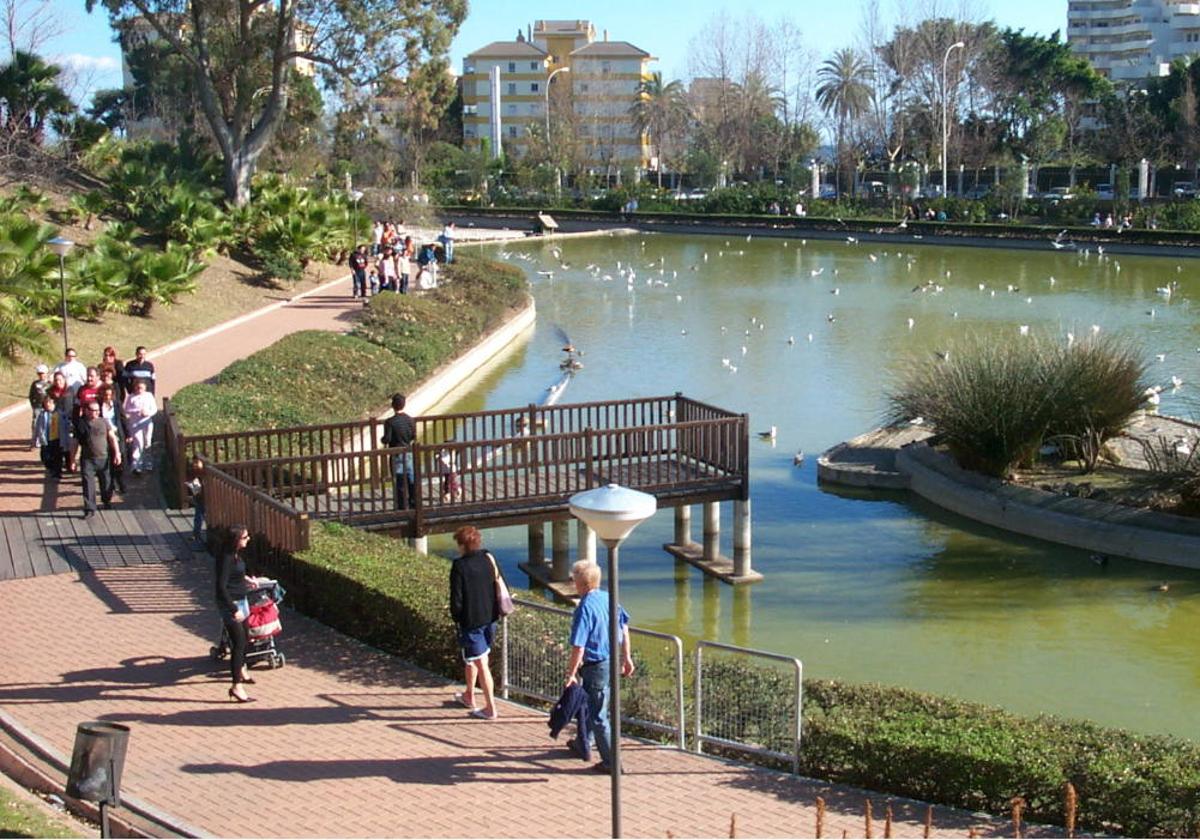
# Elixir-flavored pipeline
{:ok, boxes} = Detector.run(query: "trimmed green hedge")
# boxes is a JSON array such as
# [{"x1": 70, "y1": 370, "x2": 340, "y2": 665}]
[
  {"x1": 248, "y1": 522, "x2": 1200, "y2": 838},
  {"x1": 801, "y1": 679, "x2": 1200, "y2": 837},
  {"x1": 255, "y1": 522, "x2": 460, "y2": 675},
  {"x1": 441, "y1": 205, "x2": 1200, "y2": 247},
  {"x1": 170, "y1": 253, "x2": 528, "y2": 435}
]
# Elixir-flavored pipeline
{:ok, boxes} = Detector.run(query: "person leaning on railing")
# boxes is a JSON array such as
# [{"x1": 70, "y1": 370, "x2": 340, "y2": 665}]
[{"x1": 381, "y1": 393, "x2": 416, "y2": 508}]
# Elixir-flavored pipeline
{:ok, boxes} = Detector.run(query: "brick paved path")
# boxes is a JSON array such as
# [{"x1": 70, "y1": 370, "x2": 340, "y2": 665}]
[{"x1": 0, "y1": 558, "x2": 1040, "y2": 838}]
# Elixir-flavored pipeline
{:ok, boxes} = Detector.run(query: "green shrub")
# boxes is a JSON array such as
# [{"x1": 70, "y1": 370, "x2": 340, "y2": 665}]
[
  {"x1": 171, "y1": 331, "x2": 415, "y2": 434},
  {"x1": 258, "y1": 246, "x2": 304, "y2": 284},
  {"x1": 172, "y1": 255, "x2": 528, "y2": 435},
  {"x1": 800, "y1": 680, "x2": 1200, "y2": 837},
  {"x1": 888, "y1": 334, "x2": 1147, "y2": 477},
  {"x1": 1046, "y1": 337, "x2": 1147, "y2": 469},
  {"x1": 256, "y1": 522, "x2": 459, "y2": 675}
]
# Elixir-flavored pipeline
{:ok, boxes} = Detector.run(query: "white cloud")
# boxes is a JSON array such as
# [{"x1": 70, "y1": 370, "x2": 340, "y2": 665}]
[{"x1": 56, "y1": 53, "x2": 121, "y2": 74}]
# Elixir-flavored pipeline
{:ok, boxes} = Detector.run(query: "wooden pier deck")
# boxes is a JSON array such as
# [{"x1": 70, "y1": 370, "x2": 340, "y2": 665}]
[
  {"x1": 0, "y1": 508, "x2": 201, "y2": 580},
  {"x1": 171, "y1": 394, "x2": 750, "y2": 552}
]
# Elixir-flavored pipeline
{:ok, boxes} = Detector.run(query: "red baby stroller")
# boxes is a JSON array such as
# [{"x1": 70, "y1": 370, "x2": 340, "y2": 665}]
[{"x1": 210, "y1": 578, "x2": 287, "y2": 670}]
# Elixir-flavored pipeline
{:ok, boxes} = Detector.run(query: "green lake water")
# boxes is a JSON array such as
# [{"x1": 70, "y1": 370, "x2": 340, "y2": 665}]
[{"x1": 432, "y1": 232, "x2": 1200, "y2": 741}]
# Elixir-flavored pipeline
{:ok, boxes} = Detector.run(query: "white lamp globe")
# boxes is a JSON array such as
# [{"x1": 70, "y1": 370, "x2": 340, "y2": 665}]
[
  {"x1": 569, "y1": 484, "x2": 657, "y2": 544},
  {"x1": 47, "y1": 236, "x2": 74, "y2": 258}
]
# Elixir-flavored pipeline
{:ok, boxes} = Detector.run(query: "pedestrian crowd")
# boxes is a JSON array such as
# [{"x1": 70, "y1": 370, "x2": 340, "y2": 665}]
[
  {"x1": 28, "y1": 344, "x2": 158, "y2": 518},
  {"x1": 348, "y1": 219, "x2": 457, "y2": 299}
]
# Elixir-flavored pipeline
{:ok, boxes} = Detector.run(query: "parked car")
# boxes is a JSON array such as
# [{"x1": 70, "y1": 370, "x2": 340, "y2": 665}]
[
  {"x1": 1172, "y1": 182, "x2": 1197, "y2": 198},
  {"x1": 963, "y1": 185, "x2": 991, "y2": 200},
  {"x1": 1042, "y1": 187, "x2": 1075, "y2": 203},
  {"x1": 818, "y1": 184, "x2": 838, "y2": 200},
  {"x1": 1095, "y1": 183, "x2": 1114, "y2": 200}
]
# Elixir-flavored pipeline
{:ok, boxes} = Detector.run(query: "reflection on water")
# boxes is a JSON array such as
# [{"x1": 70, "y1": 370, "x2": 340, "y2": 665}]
[{"x1": 431, "y1": 233, "x2": 1200, "y2": 741}]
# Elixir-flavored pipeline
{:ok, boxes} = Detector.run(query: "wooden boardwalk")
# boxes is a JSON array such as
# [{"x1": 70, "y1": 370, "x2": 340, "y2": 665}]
[
  {"x1": 0, "y1": 508, "x2": 201, "y2": 580},
  {"x1": 173, "y1": 394, "x2": 751, "y2": 551}
]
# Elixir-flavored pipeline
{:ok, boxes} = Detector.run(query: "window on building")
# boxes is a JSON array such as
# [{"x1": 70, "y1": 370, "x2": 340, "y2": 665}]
[
  {"x1": 508, "y1": 61, "x2": 516, "y2": 72},
  {"x1": 507, "y1": 104, "x2": 517, "y2": 114},
  {"x1": 601, "y1": 60, "x2": 611, "y2": 73},
  {"x1": 530, "y1": 61, "x2": 539, "y2": 70},
  {"x1": 530, "y1": 82, "x2": 539, "y2": 92},
  {"x1": 464, "y1": 63, "x2": 475, "y2": 74},
  {"x1": 508, "y1": 126, "x2": 517, "y2": 137},
  {"x1": 580, "y1": 83, "x2": 590, "y2": 92},
  {"x1": 463, "y1": 104, "x2": 477, "y2": 115},
  {"x1": 507, "y1": 82, "x2": 516, "y2": 95}
]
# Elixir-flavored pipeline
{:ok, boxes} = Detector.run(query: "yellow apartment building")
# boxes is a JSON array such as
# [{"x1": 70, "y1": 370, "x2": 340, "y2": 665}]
[{"x1": 461, "y1": 19, "x2": 655, "y2": 173}]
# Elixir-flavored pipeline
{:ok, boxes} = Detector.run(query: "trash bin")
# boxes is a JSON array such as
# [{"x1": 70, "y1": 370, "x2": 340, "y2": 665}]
[{"x1": 66, "y1": 721, "x2": 130, "y2": 806}]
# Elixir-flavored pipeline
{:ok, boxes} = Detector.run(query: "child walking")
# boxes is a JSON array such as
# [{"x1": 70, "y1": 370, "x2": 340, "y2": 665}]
[{"x1": 35, "y1": 395, "x2": 62, "y2": 478}]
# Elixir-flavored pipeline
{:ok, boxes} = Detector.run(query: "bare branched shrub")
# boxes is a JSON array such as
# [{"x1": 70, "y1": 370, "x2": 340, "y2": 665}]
[{"x1": 888, "y1": 333, "x2": 1147, "y2": 477}]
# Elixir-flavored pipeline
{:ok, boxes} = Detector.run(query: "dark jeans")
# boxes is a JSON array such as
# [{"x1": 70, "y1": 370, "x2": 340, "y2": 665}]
[
  {"x1": 108, "y1": 456, "x2": 125, "y2": 494},
  {"x1": 221, "y1": 611, "x2": 247, "y2": 685},
  {"x1": 580, "y1": 659, "x2": 613, "y2": 766},
  {"x1": 393, "y1": 471, "x2": 415, "y2": 509},
  {"x1": 351, "y1": 267, "x2": 367, "y2": 296},
  {"x1": 192, "y1": 498, "x2": 206, "y2": 540},
  {"x1": 81, "y1": 456, "x2": 112, "y2": 512},
  {"x1": 399, "y1": 273, "x2": 409, "y2": 295},
  {"x1": 40, "y1": 441, "x2": 62, "y2": 477}
]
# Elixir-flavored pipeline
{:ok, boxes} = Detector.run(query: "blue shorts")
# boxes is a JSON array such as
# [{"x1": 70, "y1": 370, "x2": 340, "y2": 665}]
[{"x1": 459, "y1": 623, "x2": 495, "y2": 662}]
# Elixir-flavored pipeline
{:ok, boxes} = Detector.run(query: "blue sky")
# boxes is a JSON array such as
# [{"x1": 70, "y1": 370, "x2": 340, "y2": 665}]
[{"x1": 42, "y1": 0, "x2": 1068, "y2": 105}]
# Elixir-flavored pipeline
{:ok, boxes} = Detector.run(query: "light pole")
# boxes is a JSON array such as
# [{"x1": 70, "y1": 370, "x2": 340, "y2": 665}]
[
  {"x1": 941, "y1": 41, "x2": 965, "y2": 199},
  {"x1": 47, "y1": 236, "x2": 74, "y2": 354},
  {"x1": 546, "y1": 67, "x2": 570, "y2": 194},
  {"x1": 350, "y1": 189, "x2": 364, "y2": 251},
  {"x1": 568, "y1": 483, "x2": 657, "y2": 839}
]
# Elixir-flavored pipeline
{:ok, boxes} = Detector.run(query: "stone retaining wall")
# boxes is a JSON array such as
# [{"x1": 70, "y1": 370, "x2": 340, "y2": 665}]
[{"x1": 896, "y1": 442, "x2": 1200, "y2": 569}]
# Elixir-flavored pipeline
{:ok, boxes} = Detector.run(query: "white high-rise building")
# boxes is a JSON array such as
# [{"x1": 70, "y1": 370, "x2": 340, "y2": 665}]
[{"x1": 1068, "y1": 0, "x2": 1200, "y2": 82}]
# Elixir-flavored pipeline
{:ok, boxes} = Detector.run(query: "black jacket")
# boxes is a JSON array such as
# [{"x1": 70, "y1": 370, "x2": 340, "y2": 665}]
[
  {"x1": 449, "y1": 550, "x2": 499, "y2": 630},
  {"x1": 548, "y1": 683, "x2": 591, "y2": 757},
  {"x1": 215, "y1": 552, "x2": 249, "y2": 615}
]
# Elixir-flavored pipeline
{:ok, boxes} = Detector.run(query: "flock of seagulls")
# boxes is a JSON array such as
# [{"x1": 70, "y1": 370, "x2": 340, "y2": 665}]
[{"x1": 499, "y1": 231, "x2": 1194, "y2": 478}]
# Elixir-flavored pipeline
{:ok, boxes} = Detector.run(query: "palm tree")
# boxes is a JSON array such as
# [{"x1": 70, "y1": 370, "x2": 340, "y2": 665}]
[
  {"x1": 629, "y1": 72, "x2": 689, "y2": 187},
  {"x1": 0, "y1": 51, "x2": 74, "y2": 145},
  {"x1": 815, "y1": 48, "x2": 874, "y2": 197}
]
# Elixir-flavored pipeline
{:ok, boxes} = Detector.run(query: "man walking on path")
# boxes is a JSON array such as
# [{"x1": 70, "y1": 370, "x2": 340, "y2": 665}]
[
  {"x1": 28, "y1": 363, "x2": 50, "y2": 448},
  {"x1": 54, "y1": 348, "x2": 86, "y2": 391},
  {"x1": 349, "y1": 246, "x2": 370, "y2": 297},
  {"x1": 381, "y1": 393, "x2": 416, "y2": 508},
  {"x1": 124, "y1": 346, "x2": 156, "y2": 394},
  {"x1": 563, "y1": 560, "x2": 633, "y2": 773},
  {"x1": 75, "y1": 402, "x2": 120, "y2": 517}
]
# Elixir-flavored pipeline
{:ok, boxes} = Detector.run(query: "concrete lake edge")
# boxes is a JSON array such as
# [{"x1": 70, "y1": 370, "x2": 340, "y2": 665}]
[{"x1": 820, "y1": 423, "x2": 1200, "y2": 570}]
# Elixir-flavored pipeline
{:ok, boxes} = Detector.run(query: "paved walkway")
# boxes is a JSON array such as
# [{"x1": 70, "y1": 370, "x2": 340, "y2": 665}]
[
  {"x1": 0, "y1": 239, "x2": 1051, "y2": 838},
  {"x1": 0, "y1": 558, "x2": 1038, "y2": 838}
]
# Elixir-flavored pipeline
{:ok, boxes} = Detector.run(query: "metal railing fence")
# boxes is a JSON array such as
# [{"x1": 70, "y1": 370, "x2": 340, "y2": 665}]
[
  {"x1": 500, "y1": 597, "x2": 686, "y2": 749},
  {"x1": 694, "y1": 640, "x2": 802, "y2": 774}
]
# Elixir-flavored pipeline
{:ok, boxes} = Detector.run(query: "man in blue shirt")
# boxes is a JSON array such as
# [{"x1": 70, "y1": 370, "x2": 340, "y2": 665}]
[{"x1": 564, "y1": 560, "x2": 633, "y2": 772}]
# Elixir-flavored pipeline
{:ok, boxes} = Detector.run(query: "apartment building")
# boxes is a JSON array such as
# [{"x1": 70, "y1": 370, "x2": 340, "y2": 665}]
[
  {"x1": 461, "y1": 20, "x2": 655, "y2": 171},
  {"x1": 1068, "y1": 0, "x2": 1200, "y2": 81}
]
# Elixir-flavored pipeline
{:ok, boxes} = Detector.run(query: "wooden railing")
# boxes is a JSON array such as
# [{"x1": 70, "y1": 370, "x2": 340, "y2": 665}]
[
  {"x1": 202, "y1": 462, "x2": 311, "y2": 552},
  {"x1": 173, "y1": 393, "x2": 747, "y2": 539},
  {"x1": 215, "y1": 414, "x2": 747, "y2": 533}
]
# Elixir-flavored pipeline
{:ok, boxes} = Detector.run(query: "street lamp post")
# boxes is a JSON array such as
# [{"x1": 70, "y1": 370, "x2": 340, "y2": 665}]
[
  {"x1": 545, "y1": 67, "x2": 571, "y2": 194},
  {"x1": 941, "y1": 41, "x2": 965, "y2": 199},
  {"x1": 350, "y1": 189, "x2": 364, "y2": 251},
  {"x1": 568, "y1": 483, "x2": 657, "y2": 839},
  {"x1": 47, "y1": 236, "x2": 74, "y2": 354}
]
